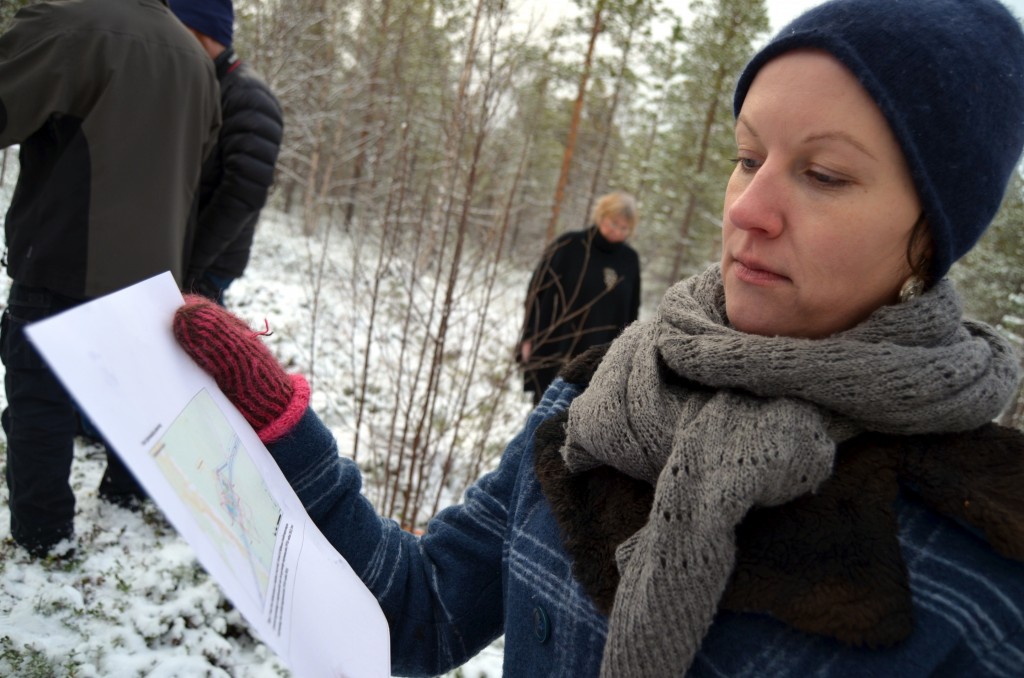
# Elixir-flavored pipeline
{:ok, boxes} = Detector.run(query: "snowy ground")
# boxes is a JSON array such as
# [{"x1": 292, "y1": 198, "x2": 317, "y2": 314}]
[{"x1": 0, "y1": 166, "x2": 519, "y2": 677}]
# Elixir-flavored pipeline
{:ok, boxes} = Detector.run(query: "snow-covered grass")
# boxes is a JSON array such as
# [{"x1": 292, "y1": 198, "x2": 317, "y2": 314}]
[{"x1": 0, "y1": 176, "x2": 523, "y2": 676}]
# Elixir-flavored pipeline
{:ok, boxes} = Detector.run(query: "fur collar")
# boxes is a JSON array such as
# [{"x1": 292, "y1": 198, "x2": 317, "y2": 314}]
[{"x1": 535, "y1": 346, "x2": 1024, "y2": 647}]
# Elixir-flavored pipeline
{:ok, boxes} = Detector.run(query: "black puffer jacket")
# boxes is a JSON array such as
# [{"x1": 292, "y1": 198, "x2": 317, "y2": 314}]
[{"x1": 186, "y1": 47, "x2": 283, "y2": 284}]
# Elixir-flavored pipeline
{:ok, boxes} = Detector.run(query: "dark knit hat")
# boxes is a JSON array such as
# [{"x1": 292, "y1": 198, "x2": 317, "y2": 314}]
[
  {"x1": 734, "y1": 0, "x2": 1024, "y2": 281},
  {"x1": 169, "y1": 0, "x2": 234, "y2": 49}
]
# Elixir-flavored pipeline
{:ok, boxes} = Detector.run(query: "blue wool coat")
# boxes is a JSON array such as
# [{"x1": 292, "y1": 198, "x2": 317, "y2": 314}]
[{"x1": 267, "y1": 378, "x2": 1024, "y2": 677}]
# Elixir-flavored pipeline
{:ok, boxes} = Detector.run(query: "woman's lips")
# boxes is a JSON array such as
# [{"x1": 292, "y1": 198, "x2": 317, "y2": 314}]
[{"x1": 732, "y1": 257, "x2": 789, "y2": 285}]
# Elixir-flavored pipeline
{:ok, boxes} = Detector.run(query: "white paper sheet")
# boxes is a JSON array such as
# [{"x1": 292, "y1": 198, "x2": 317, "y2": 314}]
[{"x1": 25, "y1": 272, "x2": 390, "y2": 678}]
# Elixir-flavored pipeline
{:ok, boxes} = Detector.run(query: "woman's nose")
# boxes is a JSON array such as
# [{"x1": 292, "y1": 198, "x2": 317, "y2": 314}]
[{"x1": 726, "y1": 163, "x2": 785, "y2": 238}]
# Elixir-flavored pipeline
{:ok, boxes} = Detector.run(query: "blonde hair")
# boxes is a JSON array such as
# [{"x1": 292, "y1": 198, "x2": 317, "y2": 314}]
[{"x1": 591, "y1": 191, "x2": 638, "y2": 231}]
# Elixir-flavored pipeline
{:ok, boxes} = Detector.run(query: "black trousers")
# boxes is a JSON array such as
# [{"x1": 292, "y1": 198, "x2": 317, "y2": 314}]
[{"x1": 1, "y1": 283, "x2": 142, "y2": 551}]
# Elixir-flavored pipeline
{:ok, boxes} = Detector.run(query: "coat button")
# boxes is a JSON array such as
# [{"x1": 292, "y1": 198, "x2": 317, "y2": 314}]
[{"x1": 533, "y1": 605, "x2": 550, "y2": 644}]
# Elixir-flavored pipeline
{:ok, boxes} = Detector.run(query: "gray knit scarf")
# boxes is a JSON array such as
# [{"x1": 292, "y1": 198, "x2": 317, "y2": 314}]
[{"x1": 561, "y1": 264, "x2": 1020, "y2": 677}]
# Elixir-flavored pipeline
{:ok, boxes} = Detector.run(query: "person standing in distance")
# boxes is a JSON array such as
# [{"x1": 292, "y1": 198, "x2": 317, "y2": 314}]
[
  {"x1": 0, "y1": 0, "x2": 220, "y2": 558},
  {"x1": 170, "y1": 0, "x2": 284, "y2": 306},
  {"x1": 519, "y1": 191, "x2": 641, "y2": 405}
]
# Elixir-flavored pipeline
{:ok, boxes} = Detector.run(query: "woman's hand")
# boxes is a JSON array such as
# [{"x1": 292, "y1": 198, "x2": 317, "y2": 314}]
[{"x1": 520, "y1": 340, "x2": 532, "y2": 363}]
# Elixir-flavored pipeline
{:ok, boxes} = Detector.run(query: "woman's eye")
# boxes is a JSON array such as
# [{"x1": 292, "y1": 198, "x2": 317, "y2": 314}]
[
  {"x1": 730, "y1": 157, "x2": 760, "y2": 172},
  {"x1": 807, "y1": 169, "x2": 850, "y2": 188}
]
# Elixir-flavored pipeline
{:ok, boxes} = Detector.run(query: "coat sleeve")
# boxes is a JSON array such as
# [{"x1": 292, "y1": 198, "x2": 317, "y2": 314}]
[
  {"x1": 267, "y1": 406, "x2": 532, "y2": 676},
  {"x1": 0, "y1": 5, "x2": 87, "y2": 146},
  {"x1": 522, "y1": 234, "x2": 573, "y2": 348},
  {"x1": 187, "y1": 72, "x2": 284, "y2": 280}
]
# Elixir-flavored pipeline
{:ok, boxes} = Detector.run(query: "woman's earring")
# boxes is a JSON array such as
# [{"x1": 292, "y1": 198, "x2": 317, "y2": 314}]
[{"x1": 899, "y1": 276, "x2": 925, "y2": 303}]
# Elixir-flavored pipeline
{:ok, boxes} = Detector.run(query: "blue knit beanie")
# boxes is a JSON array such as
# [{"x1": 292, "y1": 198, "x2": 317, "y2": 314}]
[
  {"x1": 169, "y1": 0, "x2": 234, "y2": 49},
  {"x1": 734, "y1": 0, "x2": 1024, "y2": 281}
]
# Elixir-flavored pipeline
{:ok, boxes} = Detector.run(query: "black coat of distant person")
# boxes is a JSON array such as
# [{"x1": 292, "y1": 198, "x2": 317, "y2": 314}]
[{"x1": 521, "y1": 225, "x2": 640, "y2": 398}]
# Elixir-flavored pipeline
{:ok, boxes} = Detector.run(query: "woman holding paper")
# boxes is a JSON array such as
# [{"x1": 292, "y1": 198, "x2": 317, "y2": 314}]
[{"x1": 173, "y1": 0, "x2": 1024, "y2": 674}]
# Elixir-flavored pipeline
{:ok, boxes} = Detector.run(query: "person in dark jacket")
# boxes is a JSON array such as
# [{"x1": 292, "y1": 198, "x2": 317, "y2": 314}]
[
  {"x1": 0, "y1": 0, "x2": 220, "y2": 558},
  {"x1": 520, "y1": 191, "x2": 640, "y2": 404},
  {"x1": 170, "y1": 0, "x2": 284, "y2": 306},
  {"x1": 172, "y1": 0, "x2": 1024, "y2": 675}
]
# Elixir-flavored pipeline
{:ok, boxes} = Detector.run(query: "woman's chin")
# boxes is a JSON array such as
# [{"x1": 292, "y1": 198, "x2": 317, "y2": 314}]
[{"x1": 726, "y1": 302, "x2": 778, "y2": 337}]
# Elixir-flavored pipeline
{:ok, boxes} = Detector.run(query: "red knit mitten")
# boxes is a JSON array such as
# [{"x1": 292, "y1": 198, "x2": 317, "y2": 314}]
[{"x1": 173, "y1": 295, "x2": 310, "y2": 443}]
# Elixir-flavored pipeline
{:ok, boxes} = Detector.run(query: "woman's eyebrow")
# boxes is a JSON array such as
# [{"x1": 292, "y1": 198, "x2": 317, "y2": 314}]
[
  {"x1": 736, "y1": 114, "x2": 759, "y2": 138},
  {"x1": 803, "y1": 131, "x2": 877, "y2": 160}
]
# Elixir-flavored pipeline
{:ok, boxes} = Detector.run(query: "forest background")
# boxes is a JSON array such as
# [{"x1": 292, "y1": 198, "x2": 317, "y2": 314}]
[
  {"x1": 1, "y1": 0, "x2": 1023, "y2": 529},
  {"x1": 0, "y1": 0, "x2": 1023, "y2": 674},
  {"x1": 2, "y1": 0, "x2": 1023, "y2": 530}
]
